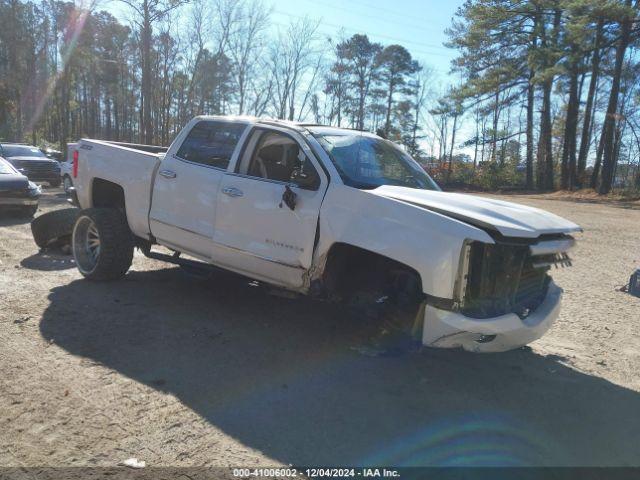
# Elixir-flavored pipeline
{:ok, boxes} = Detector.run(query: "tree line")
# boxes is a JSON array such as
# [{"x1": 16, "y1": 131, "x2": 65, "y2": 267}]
[
  {"x1": 445, "y1": 0, "x2": 640, "y2": 194},
  {"x1": 1, "y1": 0, "x2": 639, "y2": 195},
  {"x1": 0, "y1": 0, "x2": 431, "y2": 158}
]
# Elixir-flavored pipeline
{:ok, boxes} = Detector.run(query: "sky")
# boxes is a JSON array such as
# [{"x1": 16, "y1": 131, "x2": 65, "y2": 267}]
[
  {"x1": 101, "y1": 0, "x2": 468, "y2": 151},
  {"x1": 267, "y1": 0, "x2": 470, "y2": 156},
  {"x1": 102, "y1": 0, "x2": 464, "y2": 86},
  {"x1": 269, "y1": 0, "x2": 463, "y2": 82},
  {"x1": 267, "y1": 0, "x2": 469, "y2": 151}
]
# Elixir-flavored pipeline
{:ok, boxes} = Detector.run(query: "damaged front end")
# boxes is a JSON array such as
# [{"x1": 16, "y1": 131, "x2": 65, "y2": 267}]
[{"x1": 423, "y1": 235, "x2": 575, "y2": 353}]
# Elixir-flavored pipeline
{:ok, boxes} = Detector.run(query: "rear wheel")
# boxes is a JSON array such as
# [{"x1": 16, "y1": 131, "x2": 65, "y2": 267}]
[
  {"x1": 72, "y1": 208, "x2": 133, "y2": 281},
  {"x1": 49, "y1": 178, "x2": 61, "y2": 188}
]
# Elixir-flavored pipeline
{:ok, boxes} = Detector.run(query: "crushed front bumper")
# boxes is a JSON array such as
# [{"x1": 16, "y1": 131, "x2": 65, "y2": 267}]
[{"x1": 422, "y1": 282, "x2": 562, "y2": 353}]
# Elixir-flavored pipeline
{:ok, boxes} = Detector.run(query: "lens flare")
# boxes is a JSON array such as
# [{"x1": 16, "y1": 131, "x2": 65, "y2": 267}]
[
  {"x1": 361, "y1": 414, "x2": 553, "y2": 466},
  {"x1": 25, "y1": 6, "x2": 90, "y2": 134}
]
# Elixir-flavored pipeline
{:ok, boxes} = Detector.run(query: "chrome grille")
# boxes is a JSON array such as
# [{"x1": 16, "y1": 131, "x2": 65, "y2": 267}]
[{"x1": 9, "y1": 160, "x2": 59, "y2": 178}]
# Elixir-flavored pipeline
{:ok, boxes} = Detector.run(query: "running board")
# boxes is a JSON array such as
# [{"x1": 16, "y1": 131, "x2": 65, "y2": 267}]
[{"x1": 141, "y1": 248, "x2": 221, "y2": 274}]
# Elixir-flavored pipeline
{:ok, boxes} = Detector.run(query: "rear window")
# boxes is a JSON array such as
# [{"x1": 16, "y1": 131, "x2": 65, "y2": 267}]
[{"x1": 176, "y1": 121, "x2": 246, "y2": 169}]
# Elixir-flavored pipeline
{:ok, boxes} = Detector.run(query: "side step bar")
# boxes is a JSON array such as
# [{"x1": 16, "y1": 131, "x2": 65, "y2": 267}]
[{"x1": 140, "y1": 248, "x2": 223, "y2": 277}]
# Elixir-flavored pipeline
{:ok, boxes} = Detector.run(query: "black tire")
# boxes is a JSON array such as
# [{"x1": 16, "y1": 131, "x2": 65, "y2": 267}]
[
  {"x1": 31, "y1": 208, "x2": 79, "y2": 249},
  {"x1": 22, "y1": 205, "x2": 38, "y2": 218},
  {"x1": 49, "y1": 178, "x2": 62, "y2": 188},
  {"x1": 72, "y1": 208, "x2": 133, "y2": 281}
]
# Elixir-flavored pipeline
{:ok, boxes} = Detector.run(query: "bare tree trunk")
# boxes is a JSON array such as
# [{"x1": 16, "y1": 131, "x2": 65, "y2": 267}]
[
  {"x1": 473, "y1": 108, "x2": 479, "y2": 170},
  {"x1": 537, "y1": 80, "x2": 552, "y2": 189},
  {"x1": 599, "y1": 0, "x2": 632, "y2": 194},
  {"x1": 448, "y1": 113, "x2": 458, "y2": 181},
  {"x1": 561, "y1": 65, "x2": 579, "y2": 189},
  {"x1": 384, "y1": 82, "x2": 395, "y2": 137},
  {"x1": 536, "y1": 9, "x2": 561, "y2": 191},
  {"x1": 491, "y1": 87, "x2": 499, "y2": 161},
  {"x1": 526, "y1": 64, "x2": 535, "y2": 189},
  {"x1": 141, "y1": 2, "x2": 153, "y2": 144},
  {"x1": 590, "y1": 129, "x2": 605, "y2": 188},
  {"x1": 577, "y1": 19, "x2": 603, "y2": 187}
]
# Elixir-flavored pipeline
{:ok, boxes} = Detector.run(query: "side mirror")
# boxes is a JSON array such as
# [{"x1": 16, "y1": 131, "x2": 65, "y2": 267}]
[{"x1": 280, "y1": 184, "x2": 297, "y2": 211}]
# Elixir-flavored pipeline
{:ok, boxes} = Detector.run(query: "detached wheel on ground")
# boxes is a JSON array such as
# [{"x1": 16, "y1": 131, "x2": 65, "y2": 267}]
[
  {"x1": 72, "y1": 208, "x2": 133, "y2": 281},
  {"x1": 31, "y1": 208, "x2": 79, "y2": 249},
  {"x1": 22, "y1": 205, "x2": 38, "y2": 218}
]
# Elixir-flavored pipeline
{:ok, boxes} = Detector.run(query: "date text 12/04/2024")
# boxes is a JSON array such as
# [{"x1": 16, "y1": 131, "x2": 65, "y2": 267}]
[{"x1": 232, "y1": 468, "x2": 401, "y2": 478}]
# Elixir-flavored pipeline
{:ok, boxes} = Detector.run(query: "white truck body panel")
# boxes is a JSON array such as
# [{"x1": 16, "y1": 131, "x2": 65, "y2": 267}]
[
  {"x1": 73, "y1": 115, "x2": 581, "y2": 353},
  {"x1": 75, "y1": 140, "x2": 162, "y2": 239},
  {"x1": 148, "y1": 117, "x2": 251, "y2": 260},
  {"x1": 212, "y1": 125, "x2": 329, "y2": 288},
  {"x1": 316, "y1": 183, "x2": 495, "y2": 299},
  {"x1": 371, "y1": 187, "x2": 582, "y2": 238},
  {"x1": 423, "y1": 282, "x2": 563, "y2": 353}
]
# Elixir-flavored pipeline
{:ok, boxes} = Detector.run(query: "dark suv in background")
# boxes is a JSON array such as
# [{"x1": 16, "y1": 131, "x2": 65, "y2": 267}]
[{"x1": 0, "y1": 143, "x2": 61, "y2": 187}]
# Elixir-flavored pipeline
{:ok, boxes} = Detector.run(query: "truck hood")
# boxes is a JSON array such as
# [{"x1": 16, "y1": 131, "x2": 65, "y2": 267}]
[
  {"x1": 371, "y1": 186, "x2": 582, "y2": 239},
  {"x1": 0, "y1": 173, "x2": 29, "y2": 191}
]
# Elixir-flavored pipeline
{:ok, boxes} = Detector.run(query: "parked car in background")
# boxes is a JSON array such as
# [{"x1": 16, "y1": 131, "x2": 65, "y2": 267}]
[
  {"x1": 0, "y1": 143, "x2": 61, "y2": 187},
  {"x1": 60, "y1": 143, "x2": 77, "y2": 193},
  {"x1": 0, "y1": 156, "x2": 41, "y2": 217},
  {"x1": 42, "y1": 147, "x2": 63, "y2": 162}
]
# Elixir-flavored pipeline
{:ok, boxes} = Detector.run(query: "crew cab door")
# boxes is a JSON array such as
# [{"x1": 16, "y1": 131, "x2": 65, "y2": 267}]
[
  {"x1": 149, "y1": 119, "x2": 248, "y2": 259},
  {"x1": 212, "y1": 127, "x2": 329, "y2": 288}
]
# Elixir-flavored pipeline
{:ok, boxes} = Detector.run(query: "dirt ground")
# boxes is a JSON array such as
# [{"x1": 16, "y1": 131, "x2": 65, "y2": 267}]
[{"x1": 0, "y1": 189, "x2": 639, "y2": 468}]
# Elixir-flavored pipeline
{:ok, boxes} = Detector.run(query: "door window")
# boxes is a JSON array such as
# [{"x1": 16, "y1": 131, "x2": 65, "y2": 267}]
[
  {"x1": 176, "y1": 121, "x2": 246, "y2": 169},
  {"x1": 246, "y1": 131, "x2": 319, "y2": 189}
]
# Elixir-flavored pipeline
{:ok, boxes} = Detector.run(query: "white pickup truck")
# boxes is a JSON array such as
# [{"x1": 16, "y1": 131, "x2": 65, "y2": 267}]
[{"x1": 70, "y1": 116, "x2": 580, "y2": 352}]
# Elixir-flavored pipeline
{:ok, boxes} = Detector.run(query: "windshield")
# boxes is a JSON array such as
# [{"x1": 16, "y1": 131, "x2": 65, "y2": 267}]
[
  {"x1": 1, "y1": 145, "x2": 47, "y2": 158},
  {"x1": 0, "y1": 158, "x2": 18, "y2": 174},
  {"x1": 313, "y1": 132, "x2": 439, "y2": 190}
]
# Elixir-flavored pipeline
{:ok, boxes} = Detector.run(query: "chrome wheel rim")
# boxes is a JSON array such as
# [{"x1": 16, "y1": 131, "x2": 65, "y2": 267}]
[{"x1": 73, "y1": 216, "x2": 100, "y2": 274}]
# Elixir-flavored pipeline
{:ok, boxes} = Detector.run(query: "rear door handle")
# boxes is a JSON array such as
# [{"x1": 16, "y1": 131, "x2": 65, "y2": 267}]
[
  {"x1": 159, "y1": 169, "x2": 176, "y2": 179},
  {"x1": 222, "y1": 186, "x2": 243, "y2": 197}
]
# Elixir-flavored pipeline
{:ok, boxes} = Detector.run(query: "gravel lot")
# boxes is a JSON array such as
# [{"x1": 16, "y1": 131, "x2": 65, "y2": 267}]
[{"x1": 0, "y1": 189, "x2": 639, "y2": 467}]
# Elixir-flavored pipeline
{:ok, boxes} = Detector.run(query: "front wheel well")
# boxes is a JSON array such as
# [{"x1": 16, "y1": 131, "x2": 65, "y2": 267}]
[{"x1": 320, "y1": 243, "x2": 424, "y2": 303}]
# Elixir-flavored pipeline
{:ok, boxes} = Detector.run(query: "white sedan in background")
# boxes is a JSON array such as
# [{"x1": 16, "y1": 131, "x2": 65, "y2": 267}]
[{"x1": 60, "y1": 143, "x2": 77, "y2": 193}]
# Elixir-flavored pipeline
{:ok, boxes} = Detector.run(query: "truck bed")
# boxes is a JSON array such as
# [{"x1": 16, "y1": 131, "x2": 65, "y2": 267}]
[
  {"x1": 74, "y1": 139, "x2": 168, "y2": 239},
  {"x1": 101, "y1": 141, "x2": 168, "y2": 155}
]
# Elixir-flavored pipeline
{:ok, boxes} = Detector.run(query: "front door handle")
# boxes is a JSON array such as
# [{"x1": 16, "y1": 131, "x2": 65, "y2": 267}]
[
  {"x1": 222, "y1": 186, "x2": 244, "y2": 198},
  {"x1": 159, "y1": 169, "x2": 176, "y2": 179}
]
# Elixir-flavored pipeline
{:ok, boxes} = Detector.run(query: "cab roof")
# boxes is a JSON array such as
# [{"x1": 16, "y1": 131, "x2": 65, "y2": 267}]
[{"x1": 192, "y1": 115, "x2": 376, "y2": 137}]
